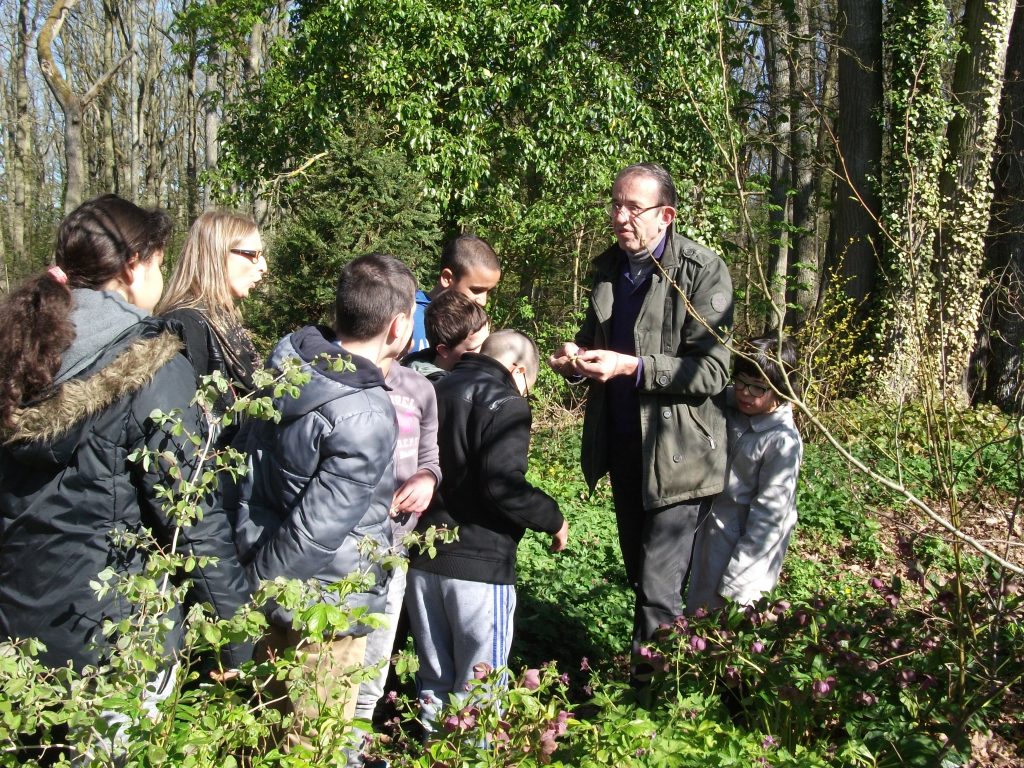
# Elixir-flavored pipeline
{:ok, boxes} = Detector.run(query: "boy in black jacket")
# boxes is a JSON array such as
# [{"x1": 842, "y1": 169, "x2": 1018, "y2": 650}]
[{"x1": 406, "y1": 330, "x2": 568, "y2": 727}]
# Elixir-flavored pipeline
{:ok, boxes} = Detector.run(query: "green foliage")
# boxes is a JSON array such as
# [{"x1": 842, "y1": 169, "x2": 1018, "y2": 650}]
[
  {"x1": 516, "y1": 421, "x2": 632, "y2": 676},
  {"x1": 243, "y1": 125, "x2": 441, "y2": 347},
  {"x1": 793, "y1": 271, "x2": 874, "y2": 411},
  {"x1": 796, "y1": 443, "x2": 884, "y2": 564},
  {"x1": 640, "y1": 582, "x2": 1022, "y2": 767},
  {"x1": 829, "y1": 399, "x2": 1020, "y2": 503},
  {"x1": 209, "y1": 0, "x2": 748, "y2": 324}
]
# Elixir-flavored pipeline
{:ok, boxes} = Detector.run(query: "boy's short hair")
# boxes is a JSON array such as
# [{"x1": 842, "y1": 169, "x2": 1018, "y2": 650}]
[
  {"x1": 440, "y1": 235, "x2": 500, "y2": 278},
  {"x1": 734, "y1": 335, "x2": 801, "y2": 398},
  {"x1": 335, "y1": 253, "x2": 416, "y2": 341},
  {"x1": 425, "y1": 290, "x2": 489, "y2": 349},
  {"x1": 481, "y1": 329, "x2": 540, "y2": 382}
]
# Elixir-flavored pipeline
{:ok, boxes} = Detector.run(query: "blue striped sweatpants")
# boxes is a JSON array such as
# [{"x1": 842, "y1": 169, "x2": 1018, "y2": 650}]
[{"x1": 406, "y1": 568, "x2": 516, "y2": 725}]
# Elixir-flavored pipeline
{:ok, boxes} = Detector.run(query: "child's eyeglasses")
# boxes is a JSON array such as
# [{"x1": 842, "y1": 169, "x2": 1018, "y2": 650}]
[
  {"x1": 733, "y1": 378, "x2": 770, "y2": 398},
  {"x1": 230, "y1": 248, "x2": 264, "y2": 263}
]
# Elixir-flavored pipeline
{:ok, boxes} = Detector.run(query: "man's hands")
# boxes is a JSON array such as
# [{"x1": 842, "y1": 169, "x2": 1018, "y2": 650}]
[
  {"x1": 391, "y1": 470, "x2": 437, "y2": 516},
  {"x1": 548, "y1": 342, "x2": 583, "y2": 377},
  {"x1": 550, "y1": 519, "x2": 569, "y2": 553},
  {"x1": 549, "y1": 342, "x2": 638, "y2": 383}
]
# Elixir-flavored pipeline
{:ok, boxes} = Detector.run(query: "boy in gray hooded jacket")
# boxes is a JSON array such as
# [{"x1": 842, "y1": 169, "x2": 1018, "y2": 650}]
[{"x1": 233, "y1": 253, "x2": 417, "y2": 750}]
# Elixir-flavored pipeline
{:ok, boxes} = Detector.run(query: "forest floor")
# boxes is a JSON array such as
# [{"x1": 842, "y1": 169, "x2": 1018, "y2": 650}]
[{"x1": 851, "y1": 494, "x2": 1022, "y2": 767}]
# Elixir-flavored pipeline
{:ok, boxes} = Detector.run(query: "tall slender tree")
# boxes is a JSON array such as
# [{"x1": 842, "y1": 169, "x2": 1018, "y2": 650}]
[
  {"x1": 824, "y1": 0, "x2": 883, "y2": 313},
  {"x1": 37, "y1": 0, "x2": 131, "y2": 210},
  {"x1": 978, "y1": 3, "x2": 1024, "y2": 412},
  {"x1": 937, "y1": 0, "x2": 1017, "y2": 399}
]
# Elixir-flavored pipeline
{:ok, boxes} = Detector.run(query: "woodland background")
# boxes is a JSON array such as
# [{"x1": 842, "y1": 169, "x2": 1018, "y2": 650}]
[
  {"x1": 1, "y1": 1, "x2": 1023, "y2": 765},
  {"x1": 1, "y1": 0, "x2": 1022, "y2": 414}
]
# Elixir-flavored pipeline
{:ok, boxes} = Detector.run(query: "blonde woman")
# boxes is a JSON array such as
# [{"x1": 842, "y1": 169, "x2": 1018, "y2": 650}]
[{"x1": 158, "y1": 210, "x2": 267, "y2": 435}]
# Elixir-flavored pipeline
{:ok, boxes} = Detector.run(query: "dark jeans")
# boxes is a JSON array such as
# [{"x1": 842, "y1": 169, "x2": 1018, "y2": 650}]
[{"x1": 608, "y1": 438, "x2": 709, "y2": 648}]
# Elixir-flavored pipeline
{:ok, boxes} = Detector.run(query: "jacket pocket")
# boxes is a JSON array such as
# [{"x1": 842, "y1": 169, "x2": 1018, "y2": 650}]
[{"x1": 687, "y1": 404, "x2": 717, "y2": 451}]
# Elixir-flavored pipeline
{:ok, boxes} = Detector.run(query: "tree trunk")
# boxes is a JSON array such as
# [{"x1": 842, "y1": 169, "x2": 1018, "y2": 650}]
[
  {"x1": 203, "y1": 49, "x2": 221, "y2": 208},
  {"x1": 99, "y1": 0, "x2": 117, "y2": 193},
  {"x1": 785, "y1": 0, "x2": 819, "y2": 329},
  {"x1": 978, "y1": 3, "x2": 1024, "y2": 412},
  {"x1": 873, "y1": 0, "x2": 949, "y2": 401},
  {"x1": 937, "y1": 0, "x2": 1016, "y2": 401},
  {"x1": 824, "y1": 0, "x2": 883, "y2": 311},
  {"x1": 765, "y1": 2, "x2": 791, "y2": 332},
  {"x1": 38, "y1": 0, "x2": 131, "y2": 212},
  {"x1": 139, "y1": 0, "x2": 163, "y2": 207},
  {"x1": 10, "y1": 0, "x2": 33, "y2": 266},
  {"x1": 185, "y1": 43, "x2": 200, "y2": 220}
]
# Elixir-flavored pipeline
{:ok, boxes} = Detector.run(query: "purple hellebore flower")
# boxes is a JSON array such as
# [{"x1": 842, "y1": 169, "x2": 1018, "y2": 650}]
[
  {"x1": 762, "y1": 735, "x2": 777, "y2": 748},
  {"x1": 559, "y1": 673, "x2": 570, "y2": 686},
  {"x1": 580, "y1": 656, "x2": 591, "y2": 672},
  {"x1": 869, "y1": 577, "x2": 885, "y2": 591},
  {"x1": 854, "y1": 691, "x2": 878, "y2": 706},
  {"x1": 473, "y1": 662, "x2": 493, "y2": 679},
  {"x1": 771, "y1": 600, "x2": 791, "y2": 616},
  {"x1": 522, "y1": 668, "x2": 541, "y2": 690},
  {"x1": 811, "y1": 679, "x2": 832, "y2": 698},
  {"x1": 540, "y1": 731, "x2": 558, "y2": 756},
  {"x1": 385, "y1": 690, "x2": 398, "y2": 704},
  {"x1": 723, "y1": 666, "x2": 741, "y2": 687},
  {"x1": 751, "y1": 640, "x2": 765, "y2": 654},
  {"x1": 690, "y1": 635, "x2": 707, "y2": 652}
]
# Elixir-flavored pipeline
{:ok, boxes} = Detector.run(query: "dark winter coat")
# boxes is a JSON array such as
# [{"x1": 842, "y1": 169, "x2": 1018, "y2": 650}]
[
  {"x1": 0, "y1": 320, "x2": 253, "y2": 671},
  {"x1": 409, "y1": 353, "x2": 563, "y2": 585},
  {"x1": 576, "y1": 226, "x2": 734, "y2": 508},
  {"x1": 162, "y1": 307, "x2": 259, "y2": 447},
  {"x1": 232, "y1": 326, "x2": 397, "y2": 634}
]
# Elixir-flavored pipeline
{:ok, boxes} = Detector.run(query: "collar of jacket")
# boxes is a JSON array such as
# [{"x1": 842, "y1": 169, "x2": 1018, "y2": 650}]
[
  {"x1": 745, "y1": 402, "x2": 795, "y2": 433},
  {"x1": 285, "y1": 325, "x2": 389, "y2": 391},
  {"x1": 3, "y1": 326, "x2": 184, "y2": 445},
  {"x1": 594, "y1": 225, "x2": 684, "y2": 279},
  {"x1": 449, "y1": 352, "x2": 519, "y2": 389}
]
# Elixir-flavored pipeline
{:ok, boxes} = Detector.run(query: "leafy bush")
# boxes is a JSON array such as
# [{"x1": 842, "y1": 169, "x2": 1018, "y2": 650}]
[
  {"x1": 243, "y1": 123, "x2": 441, "y2": 349},
  {"x1": 639, "y1": 578, "x2": 1023, "y2": 768}
]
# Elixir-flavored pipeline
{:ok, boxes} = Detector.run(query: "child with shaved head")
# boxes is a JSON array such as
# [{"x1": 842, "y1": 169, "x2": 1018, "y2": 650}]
[{"x1": 406, "y1": 330, "x2": 568, "y2": 728}]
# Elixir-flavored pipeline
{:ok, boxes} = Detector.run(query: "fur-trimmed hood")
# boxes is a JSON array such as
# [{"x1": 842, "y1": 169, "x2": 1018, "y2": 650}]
[{"x1": 2, "y1": 327, "x2": 184, "y2": 462}]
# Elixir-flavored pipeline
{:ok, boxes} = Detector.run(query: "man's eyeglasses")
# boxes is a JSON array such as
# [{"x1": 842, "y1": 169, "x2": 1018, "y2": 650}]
[
  {"x1": 230, "y1": 248, "x2": 264, "y2": 263},
  {"x1": 606, "y1": 202, "x2": 664, "y2": 218},
  {"x1": 733, "y1": 377, "x2": 771, "y2": 398}
]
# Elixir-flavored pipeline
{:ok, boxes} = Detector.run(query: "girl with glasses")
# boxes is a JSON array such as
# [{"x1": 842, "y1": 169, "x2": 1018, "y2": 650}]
[
  {"x1": 686, "y1": 336, "x2": 804, "y2": 612},
  {"x1": 158, "y1": 210, "x2": 267, "y2": 444}
]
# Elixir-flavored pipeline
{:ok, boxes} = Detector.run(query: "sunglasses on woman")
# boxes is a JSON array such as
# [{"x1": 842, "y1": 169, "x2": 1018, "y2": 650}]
[{"x1": 230, "y1": 248, "x2": 264, "y2": 263}]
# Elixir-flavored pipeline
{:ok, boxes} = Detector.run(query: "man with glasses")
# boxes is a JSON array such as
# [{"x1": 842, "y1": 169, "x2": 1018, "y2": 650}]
[{"x1": 549, "y1": 163, "x2": 733, "y2": 678}]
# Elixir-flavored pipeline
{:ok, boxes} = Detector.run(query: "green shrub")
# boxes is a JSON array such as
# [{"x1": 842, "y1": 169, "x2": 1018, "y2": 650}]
[{"x1": 244, "y1": 123, "x2": 441, "y2": 350}]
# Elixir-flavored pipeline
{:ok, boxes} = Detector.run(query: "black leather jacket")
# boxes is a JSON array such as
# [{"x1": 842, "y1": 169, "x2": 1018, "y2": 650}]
[{"x1": 410, "y1": 353, "x2": 563, "y2": 585}]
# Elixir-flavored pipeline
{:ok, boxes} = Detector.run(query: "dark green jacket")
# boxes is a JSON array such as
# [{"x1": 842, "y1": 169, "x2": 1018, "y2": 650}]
[{"x1": 575, "y1": 226, "x2": 734, "y2": 508}]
